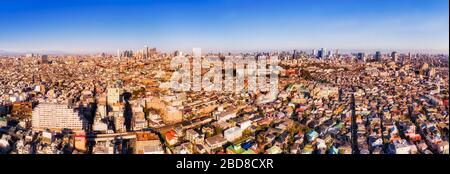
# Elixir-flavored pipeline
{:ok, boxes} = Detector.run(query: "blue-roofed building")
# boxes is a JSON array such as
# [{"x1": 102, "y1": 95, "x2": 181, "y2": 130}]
[
  {"x1": 307, "y1": 130, "x2": 319, "y2": 142},
  {"x1": 241, "y1": 141, "x2": 255, "y2": 150},
  {"x1": 327, "y1": 146, "x2": 339, "y2": 154}
]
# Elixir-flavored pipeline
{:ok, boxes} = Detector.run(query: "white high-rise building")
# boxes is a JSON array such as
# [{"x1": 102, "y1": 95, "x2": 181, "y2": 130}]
[
  {"x1": 193, "y1": 48, "x2": 201, "y2": 57},
  {"x1": 32, "y1": 103, "x2": 87, "y2": 131},
  {"x1": 107, "y1": 88, "x2": 121, "y2": 105},
  {"x1": 312, "y1": 49, "x2": 317, "y2": 57},
  {"x1": 328, "y1": 50, "x2": 334, "y2": 59}
]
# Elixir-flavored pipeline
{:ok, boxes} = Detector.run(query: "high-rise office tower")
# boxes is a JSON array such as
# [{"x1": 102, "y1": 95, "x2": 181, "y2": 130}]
[
  {"x1": 328, "y1": 50, "x2": 334, "y2": 59},
  {"x1": 375, "y1": 51, "x2": 382, "y2": 61},
  {"x1": 318, "y1": 48, "x2": 326, "y2": 59},
  {"x1": 144, "y1": 45, "x2": 149, "y2": 58},
  {"x1": 357, "y1": 52, "x2": 366, "y2": 62},
  {"x1": 391, "y1": 51, "x2": 398, "y2": 62},
  {"x1": 312, "y1": 49, "x2": 317, "y2": 58}
]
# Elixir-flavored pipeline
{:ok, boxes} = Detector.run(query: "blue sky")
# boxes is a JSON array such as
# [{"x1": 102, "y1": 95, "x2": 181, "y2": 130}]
[{"x1": 0, "y1": 0, "x2": 448, "y2": 54}]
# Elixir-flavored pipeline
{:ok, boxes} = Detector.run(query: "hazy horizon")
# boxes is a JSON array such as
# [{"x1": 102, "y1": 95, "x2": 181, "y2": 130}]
[{"x1": 1, "y1": 48, "x2": 448, "y2": 56}]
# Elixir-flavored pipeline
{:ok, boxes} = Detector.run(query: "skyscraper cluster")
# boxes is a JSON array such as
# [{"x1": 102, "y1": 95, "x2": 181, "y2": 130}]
[
  {"x1": 312, "y1": 48, "x2": 339, "y2": 59},
  {"x1": 117, "y1": 45, "x2": 158, "y2": 59},
  {"x1": 117, "y1": 50, "x2": 133, "y2": 58}
]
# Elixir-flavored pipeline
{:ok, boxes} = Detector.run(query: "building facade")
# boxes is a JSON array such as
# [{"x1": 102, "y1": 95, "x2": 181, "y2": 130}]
[{"x1": 31, "y1": 103, "x2": 88, "y2": 131}]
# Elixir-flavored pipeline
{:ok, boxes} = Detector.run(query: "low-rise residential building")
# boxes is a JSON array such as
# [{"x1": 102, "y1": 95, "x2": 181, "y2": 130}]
[{"x1": 224, "y1": 126, "x2": 242, "y2": 142}]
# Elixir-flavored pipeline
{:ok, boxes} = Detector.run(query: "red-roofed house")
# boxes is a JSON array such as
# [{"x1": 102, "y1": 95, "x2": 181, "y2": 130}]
[{"x1": 165, "y1": 130, "x2": 178, "y2": 146}]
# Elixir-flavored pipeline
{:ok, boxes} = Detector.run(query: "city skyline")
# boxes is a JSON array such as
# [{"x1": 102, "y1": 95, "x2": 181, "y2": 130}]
[{"x1": 0, "y1": 0, "x2": 449, "y2": 54}]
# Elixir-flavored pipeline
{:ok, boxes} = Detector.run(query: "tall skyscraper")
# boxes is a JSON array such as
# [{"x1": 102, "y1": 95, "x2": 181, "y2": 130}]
[
  {"x1": 318, "y1": 48, "x2": 326, "y2": 59},
  {"x1": 391, "y1": 51, "x2": 398, "y2": 62},
  {"x1": 312, "y1": 49, "x2": 317, "y2": 58},
  {"x1": 117, "y1": 50, "x2": 133, "y2": 58},
  {"x1": 375, "y1": 51, "x2": 382, "y2": 61},
  {"x1": 144, "y1": 45, "x2": 149, "y2": 58},
  {"x1": 357, "y1": 52, "x2": 366, "y2": 62}
]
